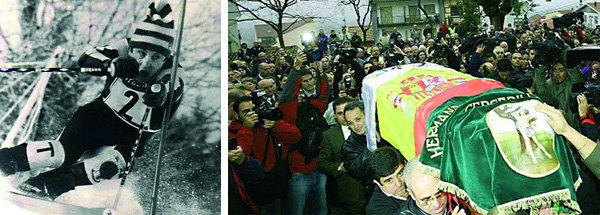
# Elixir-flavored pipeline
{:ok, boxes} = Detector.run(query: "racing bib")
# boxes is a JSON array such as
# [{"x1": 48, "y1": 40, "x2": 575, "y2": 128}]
[{"x1": 103, "y1": 78, "x2": 153, "y2": 131}]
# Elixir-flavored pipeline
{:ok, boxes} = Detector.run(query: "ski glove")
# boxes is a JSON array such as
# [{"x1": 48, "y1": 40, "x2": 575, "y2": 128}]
[
  {"x1": 110, "y1": 56, "x2": 139, "y2": 78},
  {"x1": 143, "y1": 83, "x2": 168, "y2": 108}
]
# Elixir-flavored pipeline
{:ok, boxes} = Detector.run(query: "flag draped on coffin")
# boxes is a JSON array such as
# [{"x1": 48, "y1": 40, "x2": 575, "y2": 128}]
[
  {"x1": 362, "y1": 63, "x2": 503, "y2": 159},
  {"x1": 361, "y1": 63, "x2": 581, "y2": 214},
  {"x1": 419, "y1": 87, "x2": 581, "y2": 214}
]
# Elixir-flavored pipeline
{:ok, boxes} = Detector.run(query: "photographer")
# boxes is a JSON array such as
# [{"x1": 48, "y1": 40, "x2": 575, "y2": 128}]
[
  {"x1": 428, "y1": 37, "x2": 460, "y2": 71},
  {"x1": 229, "y1": 96, "x2": 300, "y2": 172},
  {"x1": 332, "y1": 47, "x2": 367, "y2": 100},
  {"x1": 228, "y1": 143, "x2": 270, "y2": 214},
  {"x1": 279, "y1": 54, "x2": 330, "y2": 214},
  {"x1": 533, "y1": 60, "x2": 583, "y2": 127},
  {"x1": 228, "y1": 96, "x2": 301, "y2": 213}
]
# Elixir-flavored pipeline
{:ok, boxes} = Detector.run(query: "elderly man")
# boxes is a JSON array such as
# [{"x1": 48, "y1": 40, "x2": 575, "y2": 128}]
[
  {"x1": 258, "y1": 78, "x2": 278, "y2": 106},
  {"x1": 403, "y1": 157, "x2": 466, "y2": 215},
  {"x1": 256, "y1": 62, "x2": 271, "y2": 80}
]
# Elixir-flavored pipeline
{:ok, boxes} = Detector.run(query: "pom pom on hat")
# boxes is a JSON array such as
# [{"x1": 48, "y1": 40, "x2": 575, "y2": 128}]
[{"x1": 130, "y1": 0, "x2": 175, "y2": 56}]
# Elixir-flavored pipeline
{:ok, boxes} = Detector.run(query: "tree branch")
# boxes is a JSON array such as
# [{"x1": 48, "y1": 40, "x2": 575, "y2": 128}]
[
  {"x1": 97, "y1": 0, "x2": 123, "y2": 45},
  {"x1": 230, "y1": 0, "x2": 278, "y2": 31}
]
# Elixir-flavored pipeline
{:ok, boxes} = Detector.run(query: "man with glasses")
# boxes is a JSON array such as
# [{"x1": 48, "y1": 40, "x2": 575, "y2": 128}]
[
  {"x1": 366, "y1": 150, "x2": 466, "y2": 215},
  {"x1": 403, "y1": 156, "x2": 467, "y2": 215}
]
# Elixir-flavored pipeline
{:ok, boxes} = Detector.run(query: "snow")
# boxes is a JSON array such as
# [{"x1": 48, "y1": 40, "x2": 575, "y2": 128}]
[{"x1": 0, "y1": 173, "x2": 142, "y2": 215}]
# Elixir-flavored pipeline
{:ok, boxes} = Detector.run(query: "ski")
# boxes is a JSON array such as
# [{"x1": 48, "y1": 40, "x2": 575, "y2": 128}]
[{"x1": 3, "y1": 190, "x2": 107, "y2": 214}]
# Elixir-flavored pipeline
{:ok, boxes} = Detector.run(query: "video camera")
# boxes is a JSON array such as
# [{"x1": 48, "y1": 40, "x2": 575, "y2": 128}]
[
  {"x1": 566, "y1": 46, "x2": 600, "y2": 109},
  {"x1": 302, "y1": 48, "x2": 323, "y2": 65},
  {"x1": 459, "y1": 32, "x2": 516, "y2": 55},
  {"x1": 531, "y1": 31, "x2": 565, "y2": 66},
  {"x1": 336, "y1": 48, "x2": 358, "y2": 65},
  {"x1": 553, "y1": 12, "x2": 584, "y2": 29},
  {"x1": 431, "y1": 41, "x2": 450, "y2": 59},
  {"x1": 250, "y1": 89, "x2": 283, "y2": 127}
]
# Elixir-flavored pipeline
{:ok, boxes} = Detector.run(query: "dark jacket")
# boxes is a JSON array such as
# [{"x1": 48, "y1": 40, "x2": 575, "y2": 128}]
[
  {"x1": 340, "y1": 132, "x2": 373, "y2": 181},
  {"x1": 487, "y1": 71, "x2": 532, "y2": 93},
  {"x1": 467, "y1": 52, "x2": 484, "y2": 78},
  {"x1": 228, "y1": 157, "x2": 266, "y2": 214},
  {"x1": 340, "y1": 132, "x2": 392, "y2": 181},
  {"x1": 279, "y1": 68, "x2": 329, "y2": 173},
  {"x1": 317, "y1": 124, "x2": 364, "y2": 206},
  {"x1": 534, "y1": 65, "x2": 583, "y2": 126},
  {"x1": 366, "y1": 186, "x2": 407, "y2": 215}
]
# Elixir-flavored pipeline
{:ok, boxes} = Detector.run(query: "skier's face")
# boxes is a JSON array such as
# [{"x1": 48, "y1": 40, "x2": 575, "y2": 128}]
[{"x1": 129, "y1": 48, "x2": 167, "y2": 83}]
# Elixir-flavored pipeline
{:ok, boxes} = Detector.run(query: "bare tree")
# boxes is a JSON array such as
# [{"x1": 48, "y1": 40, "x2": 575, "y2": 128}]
[
  {"x1": 229, "y1": 0, "x2": 313, "y2": 48},
  {"x1": 417, "y1": 0, "x2": 433, "y2": 24},
  {"x1": 341, "y1": 0, "x2": 372, "y2": 42}
]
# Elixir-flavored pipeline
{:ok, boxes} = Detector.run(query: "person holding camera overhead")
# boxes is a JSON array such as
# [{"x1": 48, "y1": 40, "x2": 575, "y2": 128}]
[{"x1": 279, "y1": 53, "x2": 330, "y2": 215}]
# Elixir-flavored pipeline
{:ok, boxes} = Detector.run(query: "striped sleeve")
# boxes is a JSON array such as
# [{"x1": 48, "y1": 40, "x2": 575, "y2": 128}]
[{"x1": 77, "y1": 45, "x2": 121, "y2": 72}]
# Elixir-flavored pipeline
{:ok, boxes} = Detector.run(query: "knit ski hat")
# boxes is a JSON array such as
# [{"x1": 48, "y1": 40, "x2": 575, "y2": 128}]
[{"x1": 130, "y1": 0, "x2": 175, "y2": 56}]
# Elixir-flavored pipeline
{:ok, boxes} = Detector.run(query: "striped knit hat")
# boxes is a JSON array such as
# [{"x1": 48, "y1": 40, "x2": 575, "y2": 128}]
[{"x1": 130, "y1": 0, "x2": 175, "y2": 56}]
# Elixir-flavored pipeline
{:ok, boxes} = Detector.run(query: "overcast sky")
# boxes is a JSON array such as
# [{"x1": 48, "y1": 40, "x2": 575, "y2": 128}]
[{"x1": 532, "y1": 0, "x2": 588, "y2": 15}]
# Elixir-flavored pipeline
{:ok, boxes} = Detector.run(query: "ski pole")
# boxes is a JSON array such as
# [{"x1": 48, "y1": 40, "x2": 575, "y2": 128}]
[
  {"x1": 111, "y1": 98, "x2": 154, "y2": 210},
  {"x1": 150, "y1": 0, "x2": 186, "y2": 214},
  {"x1": 0, "y1": 67, "x2": 108, "y2": 75}
]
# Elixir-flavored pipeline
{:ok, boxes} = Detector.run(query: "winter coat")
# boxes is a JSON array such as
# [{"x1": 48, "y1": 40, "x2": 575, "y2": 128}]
[{"x1": 279, "y1": 68, "x2": 329, "y2": 173}]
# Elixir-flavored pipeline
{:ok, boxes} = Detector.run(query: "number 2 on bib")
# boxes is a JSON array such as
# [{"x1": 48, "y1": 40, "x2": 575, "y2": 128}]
[{"x1": 118, "y1": 91, "x2": 139, "y2": 121}]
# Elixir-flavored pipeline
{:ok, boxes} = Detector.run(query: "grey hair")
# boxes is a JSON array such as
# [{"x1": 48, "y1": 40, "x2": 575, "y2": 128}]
[
  {"x1": 493, "y1": 46, "x2": 503, "y2": 54},
  {"x1": 403, "y1": 155, "x2": 420, "y2": 190}
]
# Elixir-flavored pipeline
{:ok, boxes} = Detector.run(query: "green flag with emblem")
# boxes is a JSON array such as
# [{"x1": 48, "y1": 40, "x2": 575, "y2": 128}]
[{"x1": 418, "y1": 87, "x2": 581, "y2": 214}]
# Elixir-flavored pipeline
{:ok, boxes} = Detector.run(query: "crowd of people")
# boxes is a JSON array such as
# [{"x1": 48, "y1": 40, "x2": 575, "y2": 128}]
[{"x1": 228, "y1": 15, "x2": 600, "y2": 214}]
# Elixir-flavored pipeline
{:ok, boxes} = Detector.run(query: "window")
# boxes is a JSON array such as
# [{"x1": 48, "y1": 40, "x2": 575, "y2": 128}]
[
  {"x1": 408, "y1": 5, "x2": 420, "y2": 18},
  {"x1": 424, "y1": 4, "x2": 435, "y2": 15},
  {"x1": 596, "y1": 15, "x2": 598, "y2": 25},
  {"x1": 380, "y1": 7, "x2": 393, "y2": 25},
  {"x1": 451, "y1": 6, "x2": 461, "y2": 16}
]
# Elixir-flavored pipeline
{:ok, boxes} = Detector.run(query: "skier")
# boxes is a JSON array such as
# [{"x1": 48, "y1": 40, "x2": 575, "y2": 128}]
[{"x1": 0, "y1": 0, "x2": 184, "y2": 199}]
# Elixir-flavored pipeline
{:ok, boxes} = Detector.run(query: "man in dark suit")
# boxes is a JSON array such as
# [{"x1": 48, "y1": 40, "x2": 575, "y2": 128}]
[
  {"x1": 317, "y1": 98, "x2": 366, "y2": 214},
  {"x1": 258, "y1": 78, "x2": 279, "y2": 107}
]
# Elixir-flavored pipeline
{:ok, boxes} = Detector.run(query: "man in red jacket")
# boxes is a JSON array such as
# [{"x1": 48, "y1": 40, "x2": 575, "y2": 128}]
[
  {"x1": 228, "y1": 96, "x2": 301, "y2": 214},
  {"x1": 279, "y1": 54, "x2": 330, "y2": 215},
  {"x1": 228, "y1": 96, "x2": 300, "y2": 173}
]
